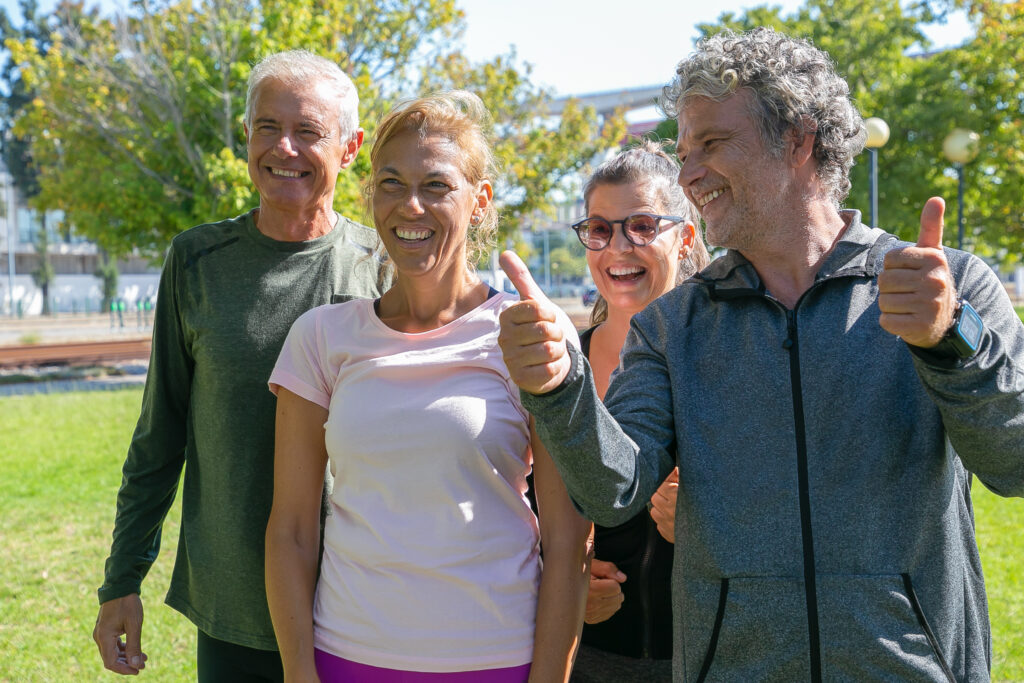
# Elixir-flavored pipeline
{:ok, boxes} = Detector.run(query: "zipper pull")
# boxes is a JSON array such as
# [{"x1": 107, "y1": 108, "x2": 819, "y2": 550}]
[{"x1": 783, "y1": 309, "x2": 796, "y2": 349}]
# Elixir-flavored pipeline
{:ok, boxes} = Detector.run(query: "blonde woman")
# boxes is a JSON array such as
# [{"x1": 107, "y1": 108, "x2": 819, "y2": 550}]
[{"x1": 265, "y1": 91, "x2": 591, "y2": 682}]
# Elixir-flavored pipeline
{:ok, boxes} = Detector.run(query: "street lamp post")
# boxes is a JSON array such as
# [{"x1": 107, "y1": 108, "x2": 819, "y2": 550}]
[
  {"x1": 864, "y1": 117, "x2": 890, "y2": 227},
  {"x1": 942, "y1": 128, "x2": 980, "y2": 250}
]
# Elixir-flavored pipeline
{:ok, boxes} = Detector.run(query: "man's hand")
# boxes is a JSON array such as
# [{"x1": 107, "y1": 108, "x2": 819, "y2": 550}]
[
  {"x1": 498, "y1": 251, "x2": 572, "y2": 394},
  {"x1": 585, "y1": 559, "x2": 626, "y2": 624},
  {"x1": 650, "y1": 468, "x2": 679, "y2": 543},
  {"x1": 93, "y1": 593, "x2": 148, "y2": 675},
  {"x1": 878, "y1": 197, "x2": 958, "y2": 348}
]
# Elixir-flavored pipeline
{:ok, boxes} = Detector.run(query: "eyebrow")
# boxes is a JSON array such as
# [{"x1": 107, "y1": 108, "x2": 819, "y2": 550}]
[
  {"x1": 376, "y1": 166, "x2": 457, "y2": 180},
  {"x1": 253, "y1": 116, "x2": 326, "y2": 130}
]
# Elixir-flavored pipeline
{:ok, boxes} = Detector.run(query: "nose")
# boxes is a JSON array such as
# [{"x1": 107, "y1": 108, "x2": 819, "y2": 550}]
[
  {"x1": 607, "y1": 222, "x2": 633, "y2": 254},
  {"x1": 400, "y1": 188, "x2": 425, "y2": 215},
  {"x1": 273, "y1": 134, "x2": 298, "y2": 158},
  {"x1": 677, "y1": 150, "x2": 705, "y2": 189}
]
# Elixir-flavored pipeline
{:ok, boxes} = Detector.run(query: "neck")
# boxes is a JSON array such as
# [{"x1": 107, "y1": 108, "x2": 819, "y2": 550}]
[
  {"x1": 254, "y1": 202, "x2": 337, "y2": 242},
  {"x1": 587, "y1": 305, "x2": 637, "y2": 400},
  {"x1": 378, "y1": 264, "x2": 487, "y2": 333},
  {"x1": 600, "y1": 306, "x2": 635, "y2": 352},
  {"x1": 741, "y1": 202, "x2": 849, "y2": 309}
]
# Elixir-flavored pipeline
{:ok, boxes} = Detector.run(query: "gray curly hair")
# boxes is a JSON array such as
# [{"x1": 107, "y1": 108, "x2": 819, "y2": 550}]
[{"x1": 661, "y1": 27, "x2": 866, "y2": 205}]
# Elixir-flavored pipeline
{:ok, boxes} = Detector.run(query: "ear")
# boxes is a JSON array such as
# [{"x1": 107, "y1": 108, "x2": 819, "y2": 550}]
[
  {"x1": 243, "y1": 122, "x2": 250, "y2": 143},
  {"x1": 678, "y1": 221, "x2": 696, "y2": 261},
  {"x1": 339, "y1": 128, "x2": 365, "y2": 170},
  {"x1": 787, "y1": 120, "x2": 816, "y2": 169},
  {"x1": 475, "y1": 179, "x2": 494, "y2": 216}
]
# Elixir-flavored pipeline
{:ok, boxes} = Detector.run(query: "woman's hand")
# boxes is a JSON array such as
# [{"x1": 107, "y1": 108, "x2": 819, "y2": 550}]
[
  {"x1": 585, "y1": 559, "x2": 626, "y2": 624},
  {"x1": 649, "y1": 468, "x2": 678, "y2": 543}
]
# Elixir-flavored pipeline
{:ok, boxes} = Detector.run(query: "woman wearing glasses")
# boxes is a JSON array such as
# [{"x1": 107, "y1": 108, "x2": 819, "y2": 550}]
[
  {"x1": 265, "y1": 91, "x2": 591, "y2": 682},
  {"x1": 569, "y1": 140, "x2": 709, "y2": 681}
]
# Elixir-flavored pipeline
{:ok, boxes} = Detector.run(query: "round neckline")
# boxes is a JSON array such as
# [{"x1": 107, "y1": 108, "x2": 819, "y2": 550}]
[{"x1": 364, "y1": 290, "x2": 506, "y2": 339}]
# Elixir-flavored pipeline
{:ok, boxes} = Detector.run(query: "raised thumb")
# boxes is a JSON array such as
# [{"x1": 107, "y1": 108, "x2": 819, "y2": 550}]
[
  {"x1": 500, "y1": 250, "x2": 546, "y2": 301},
  {"x1": 916, "y1": 196, "x2": 946, "y2": 249}
]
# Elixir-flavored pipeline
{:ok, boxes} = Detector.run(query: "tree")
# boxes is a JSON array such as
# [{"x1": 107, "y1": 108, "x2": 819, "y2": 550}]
[
  {"x1": 659, "y1": 0, "x2": 1023, "y2": 260},
  {"x1": 94, "y1": 251, "x2": 118, "y2": 314},
  {"x1": 30, "y1": 214, "x2": 54, "y2": 314},
  {"x1": 6, "y1": 0, "x2": 622, "y2": 258},
  {"x1": 0, "y1": 0, "x2": 49, "y2": 200}
]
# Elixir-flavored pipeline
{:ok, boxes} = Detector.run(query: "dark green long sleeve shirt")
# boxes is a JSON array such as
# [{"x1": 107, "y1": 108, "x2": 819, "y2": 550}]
[{"x1": 98, "y1": 209, "x2": 389, "y2": 649}]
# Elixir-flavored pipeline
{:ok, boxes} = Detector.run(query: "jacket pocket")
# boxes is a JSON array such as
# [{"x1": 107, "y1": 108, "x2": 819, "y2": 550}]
[
  {"x1": 816, "y1": 573, "x2": 956, "y2": 682},
  {"x1": 682, "y1": 576, "x2": 810, "y2": 683}
]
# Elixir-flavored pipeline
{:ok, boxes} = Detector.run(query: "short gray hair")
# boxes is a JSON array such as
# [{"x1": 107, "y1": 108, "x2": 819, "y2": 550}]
[
  {"x1": 245, "y1": 50, "x2": 359, "y2": 139},
  {"x1": 661, "y1": 27, "x2": 866, "y2": 205}
]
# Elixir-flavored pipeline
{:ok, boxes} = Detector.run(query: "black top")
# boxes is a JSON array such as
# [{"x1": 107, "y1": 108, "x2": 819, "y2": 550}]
[{"x1": 577, "y1": 325, "x2": 675, "y2": 660}]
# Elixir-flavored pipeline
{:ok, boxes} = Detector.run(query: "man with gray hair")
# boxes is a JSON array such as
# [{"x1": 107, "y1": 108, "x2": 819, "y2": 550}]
[
  {"x1": 499, "y1": 27, "x2": 1024, "y2": 681},
  {"x1": 92, "y1": 50, "x2": 389, "y2": 681}
]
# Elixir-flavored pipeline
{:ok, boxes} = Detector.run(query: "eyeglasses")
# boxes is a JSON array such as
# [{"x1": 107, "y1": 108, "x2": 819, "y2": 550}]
[{"x1": 571, "y1": 213, "x2": 683, "y2": 251}]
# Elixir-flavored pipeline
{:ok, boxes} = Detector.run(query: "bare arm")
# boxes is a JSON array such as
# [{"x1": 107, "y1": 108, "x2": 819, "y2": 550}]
[
  {"x1": 529, "y1": 419, "x2": 593, "y2": 682},
  {"x1": 265, "y1": 388, "x2": 328, "y2": 682}
]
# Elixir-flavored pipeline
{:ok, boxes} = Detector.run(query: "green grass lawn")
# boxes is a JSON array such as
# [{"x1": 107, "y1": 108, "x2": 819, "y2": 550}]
[
  {"x1": 1, "y1": 389, "x2": 1022, "y2": 681},
  {"x1": 0, "y1": 390, "x2": 196, "y2": 681}
]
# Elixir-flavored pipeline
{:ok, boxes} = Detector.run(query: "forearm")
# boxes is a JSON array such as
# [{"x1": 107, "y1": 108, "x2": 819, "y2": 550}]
[
  {"x1": 524, "y1": 344, "x2": 672, "y2": 526},
  {"x1": 913, "y1": 256, "x2": 1024, "y2": 496},
  {"x1": 265, "y1": 527, "x2": 321, "y2": 680},
  {"x1": 529, "y1": 541, "x2": 591, "y2": 682}
]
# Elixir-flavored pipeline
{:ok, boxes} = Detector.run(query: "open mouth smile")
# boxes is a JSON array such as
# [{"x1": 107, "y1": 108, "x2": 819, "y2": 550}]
[
  {"x1": 697, "y1": 188, "x2": 725, "y2": 207},
  {"x1": 607, "y1": 265, "x2": 646, "y2": 282},
  {"x1": 395, "y1": 228, "x2": 434, "y2": 242},
  {"x1": 268, "y1": 168, "x2": 309, "y2": 178}
]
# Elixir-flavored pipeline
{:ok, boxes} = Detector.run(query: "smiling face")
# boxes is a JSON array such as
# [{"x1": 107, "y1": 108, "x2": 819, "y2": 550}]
[
  {"x1": 675, "y1": 90, "x2": 790, "y2": 252},
  {"x1": 585, "y1": 180, "x2": 692, "y2": 318},
  {"x1": 245, "y1": 77, "x2": 359, "y2": 219},
  {"x1": 371, "y1": 128, "x2": 491, "y2": 281}
]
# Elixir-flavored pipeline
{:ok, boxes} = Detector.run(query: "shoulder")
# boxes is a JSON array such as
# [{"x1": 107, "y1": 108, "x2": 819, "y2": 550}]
[
  {"x1": 167, "y1": 211, "x2": 254, "y2": 268},
  {"x1": 334, "y1": 214, "x2": 382, "y2": 252},
  {"x1": 170, "y1": 211, "x2": 252, "y2": 252}
]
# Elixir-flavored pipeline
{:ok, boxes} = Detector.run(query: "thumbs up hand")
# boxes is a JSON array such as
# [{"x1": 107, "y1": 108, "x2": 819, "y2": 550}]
[
  {"x1": 878, "y1": 197, "x2": 958, "y2": 348},
  {"x1": 498, "y1": 250, "x2": 573, "y2": 394}
]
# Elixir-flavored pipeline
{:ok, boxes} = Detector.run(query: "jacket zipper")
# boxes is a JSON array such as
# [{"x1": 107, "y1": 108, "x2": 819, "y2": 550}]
[
  {"x1": 784, "y1": 307, "x2": 823, "y2": 683},
  {"x1": 638, "y1": 516, "x2": 659, "y2": 658}
]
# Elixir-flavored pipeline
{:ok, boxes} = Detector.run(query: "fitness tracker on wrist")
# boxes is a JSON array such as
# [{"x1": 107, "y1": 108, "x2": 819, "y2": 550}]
[{"x1": 932, "y1": 299, "x2": 983, "y2": 359}]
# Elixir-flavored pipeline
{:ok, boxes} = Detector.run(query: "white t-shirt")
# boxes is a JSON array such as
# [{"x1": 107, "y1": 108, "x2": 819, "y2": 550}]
[{"x1": 269, "y1": 292, "x2": 578, "y2": 672}]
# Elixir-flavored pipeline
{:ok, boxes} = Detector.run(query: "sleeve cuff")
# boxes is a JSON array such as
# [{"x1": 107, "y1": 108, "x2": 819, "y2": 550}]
[{"x1": 521, "y1": 342, "x2": 584, "y2": 403}]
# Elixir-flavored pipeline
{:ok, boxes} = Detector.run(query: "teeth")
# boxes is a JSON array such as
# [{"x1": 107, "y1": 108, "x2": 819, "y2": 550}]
[
  {"x1": 270, "y1": 168, "x2": 303, "y2": 178},
  {"x1": 609, "y1": 265, "x2": 644, "y2": 276},
  {"x1": 396, "y1": 228, "x2": 433, "y2": 241},
  {"x1": 699, "y1": 188, "x2": 724, "y2": 207}
]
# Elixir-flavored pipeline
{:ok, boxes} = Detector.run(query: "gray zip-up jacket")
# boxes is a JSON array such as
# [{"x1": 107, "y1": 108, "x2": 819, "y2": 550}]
[{"x1": 524, "y1": 212, "x2": 1024, "y2": 682}]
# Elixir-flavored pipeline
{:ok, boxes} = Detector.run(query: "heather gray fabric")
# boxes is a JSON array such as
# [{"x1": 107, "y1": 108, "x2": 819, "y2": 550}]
[{"x1": 526, "y1": 211, "x2": 1024, "y2": 682}]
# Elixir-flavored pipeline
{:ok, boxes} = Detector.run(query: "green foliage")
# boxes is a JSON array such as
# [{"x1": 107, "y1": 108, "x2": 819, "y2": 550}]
[
  {"x1": 682, "y1": 0, "x2": 1024, "y2": 261},
  {"x1": 0, "y1": 0, "x2": 49, "y2": 200},
  {"x1": 547, "y1": 244, "x2": 587, "y2": 279},
  {"x1": 5, "y1": 0, "x2": 620, "y2": 257}
]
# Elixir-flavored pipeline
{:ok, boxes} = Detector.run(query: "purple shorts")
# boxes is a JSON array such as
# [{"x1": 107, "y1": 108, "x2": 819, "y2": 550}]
[{"x1": 313, "y1": 649, "x2": 531, "y2": 682}]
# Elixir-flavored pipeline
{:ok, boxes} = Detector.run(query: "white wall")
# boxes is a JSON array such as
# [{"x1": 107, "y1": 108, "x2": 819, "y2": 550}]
[{"x1": 1, "y1": 273, "x2": 160, "y2": 316}]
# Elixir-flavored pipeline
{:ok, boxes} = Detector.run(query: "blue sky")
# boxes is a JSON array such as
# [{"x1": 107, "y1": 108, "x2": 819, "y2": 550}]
[{"x1": 1, "y1": 0, "x2": 971, "y2": 97}]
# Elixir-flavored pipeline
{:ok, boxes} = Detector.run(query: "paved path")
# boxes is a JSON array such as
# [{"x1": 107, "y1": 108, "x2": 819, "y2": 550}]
[{"x1": 0, "y1": 297, "x2": 593, "y2": 397}]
